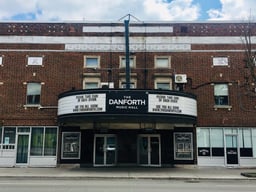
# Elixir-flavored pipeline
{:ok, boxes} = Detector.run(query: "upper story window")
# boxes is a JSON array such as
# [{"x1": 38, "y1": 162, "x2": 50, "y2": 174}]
[
  {"x1": 84, "y1": 82, "x2": 99, "y2": 89},
  {"x1": 120, "y1": 82, "x2": 136, "y2": 89},
  {"x1": 155, "y1": 56, "x2": 171, "y2": 68},
  {"x1": 212, "y1": 57, "x2": 229, "y2": 67},
  {"x1": 156, "y1": 82, "x2": 171, "y2": 90},
  {"x1": 214, "y1": 84, "x2": 229, "y2": 106},
  {"x1": 26, "y1": 82, "x2": 41, "y2": 105},
  {"x1": 0, "y1": 56, "x2": 3, "y2": 66},
  {"x1": 154, "y1": 78, "x2": 172, "y2": 90},
  {"x1": 27, "y1": 56, "x2": 43, "y2": 66},
  {"x1": 120, "y1": 56, "x2": 135, "y2": 68},
  {"x1": 84, "y1": 56, "x2": 100, "y2": 68},
  {"x1": 83, "y1": 78, "x2": 100, "y2": 89}
]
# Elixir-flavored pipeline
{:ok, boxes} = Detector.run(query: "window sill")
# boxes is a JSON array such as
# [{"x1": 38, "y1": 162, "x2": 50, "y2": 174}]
[
  {"x1": 211, "y1": 65, "x2": 230, "y2": 68},
  {"x1": 214, "y1": 105, "x2": 232, "y2": 110},
  {"x1": 24, "y1": 104, "x2": 40, "y2": 109}
]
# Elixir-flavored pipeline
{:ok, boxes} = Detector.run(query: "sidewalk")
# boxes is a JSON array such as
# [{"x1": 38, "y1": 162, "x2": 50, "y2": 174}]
[{"x1": 0, "y1": 165, "x2": 255, "y2": 180}]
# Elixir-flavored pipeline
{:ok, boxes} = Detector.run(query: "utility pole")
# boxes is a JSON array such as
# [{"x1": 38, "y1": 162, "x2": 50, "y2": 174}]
[
  {"x1": 124, "y1": 17, "x2": 130, "y2": 90},
  {"x1": 119, "y1": 14, "x2": 140, "y2": 90}
]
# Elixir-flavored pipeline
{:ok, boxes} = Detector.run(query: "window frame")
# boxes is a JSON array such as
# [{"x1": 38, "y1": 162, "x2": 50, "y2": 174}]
[
  {"x1": 26, "y1": 82, "x2": 42, "y2": 106},
  {"x1": 174, "y1": 132, "x2": 193, "y2": 160},
  {"x1": 119, "y1": 56, "x2": 136, "y2": 68},
  {"x1": 30, "y1": 127, "x2": 44, "y2": 156},
  {"x1": 1, "y1": 127, "x2": 16, "y2": 150},
  {"x1": 0, "y1": 127, "x2": 2, "y2": 147},
  {"x1": 212, "y1": 56, "x2": 229, "y2": 67},
  {"x1": 154, "y1": 56, "x2": 171, "y2": 68},
  {"x1": 0, "y1": 56, "x2": 3, "y2": 66},
  {"x1": 83, "y1": 78, "x2": 101, "y2": 89},
  {"x1": 84, "y1": 56, "x2": 100, "y2": 68},
  {"x1": 27, "y1": 56, "x2": 43, "y2": 66},
  {"x1": 154, "y1": 78, "x2": 172, "y2": 90},
  {"x1": 61, "y1": 132, "x2": 81, "y2": 159},
  {"x1": 119, "y1": 77, "x2": 137, "y2": 89},
  {"x1": 214, "y1": 83, "x2": 230, "y2": 107},
  {"x1": 44, "y1": 127, "x2": 58, "y2": 156}
]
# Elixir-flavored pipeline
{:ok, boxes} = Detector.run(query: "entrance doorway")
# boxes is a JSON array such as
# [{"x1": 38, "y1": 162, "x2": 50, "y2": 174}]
[
  {"x1": 225, "y1": 135, "x2": 239, "y2": 165},
  {"x1": 138, "y1": 135, "x2": 161, "y2": 166},
  {"x1": 16, "y1": 134, "x2": 29, "y2": 165},
  {"x1": 94, "y1": 134, "x2": 116, "y2": 166}
]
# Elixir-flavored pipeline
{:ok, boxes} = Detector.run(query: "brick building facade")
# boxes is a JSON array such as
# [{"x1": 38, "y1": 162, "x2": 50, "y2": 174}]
[{"x1": 0, "y1": 21, "x2": 256, "y2": 167}]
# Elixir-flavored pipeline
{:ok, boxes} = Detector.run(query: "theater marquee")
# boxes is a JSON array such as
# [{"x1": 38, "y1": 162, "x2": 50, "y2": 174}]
[{"x1": 58, "y1": 90, "x2": 197, "y2": 119}]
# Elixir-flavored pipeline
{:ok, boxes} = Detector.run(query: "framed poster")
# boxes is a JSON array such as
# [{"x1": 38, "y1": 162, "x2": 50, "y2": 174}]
[
  {"x1": 174, "y1": 132, "x2": 193, "y2": 160},
  {"x1": 61, "y1": 132, "x2": 81, "y2": 159}
]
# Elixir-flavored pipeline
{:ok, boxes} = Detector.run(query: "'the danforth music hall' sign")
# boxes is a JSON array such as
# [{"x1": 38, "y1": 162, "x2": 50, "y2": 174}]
[{"x1": 58, "y1": 90, "x2": 197, "y2": 117}]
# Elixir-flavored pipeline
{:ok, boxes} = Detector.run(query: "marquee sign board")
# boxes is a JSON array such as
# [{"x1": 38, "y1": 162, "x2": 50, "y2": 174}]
[
  {"x1": 58, "y1": 93, "x2": 106, "y2": 115},
  {"x1": 148, "y1": 94, "x2": 197, "y2": 117}
]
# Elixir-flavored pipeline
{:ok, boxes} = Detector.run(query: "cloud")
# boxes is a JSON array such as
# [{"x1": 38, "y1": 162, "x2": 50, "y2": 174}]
[
  {"x1": 0, "y1": 0, "x2": 201, "y2": 21},
  {"x1": 208, "y1": 0, "x2": 256, "y2": 20},
  {"x1": 143, "y1": 0, "x2": 200, "y2": 21}
]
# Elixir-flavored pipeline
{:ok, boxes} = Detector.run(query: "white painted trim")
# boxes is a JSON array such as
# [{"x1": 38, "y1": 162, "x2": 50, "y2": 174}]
[
  {"x1": 83, "y1": 26, "x2": 173, "y2": 33},
  {"x1": 0, "y1": 36, "x2": 255, "y2": 45},
  {"x1": 0, "y1": 49, "x2": 254, "y2": 53}
]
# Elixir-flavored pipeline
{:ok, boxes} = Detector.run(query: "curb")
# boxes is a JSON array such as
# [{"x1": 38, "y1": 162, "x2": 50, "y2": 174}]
[{"x1": 0, "y1": 175, "x2": 254, "y2": 181}]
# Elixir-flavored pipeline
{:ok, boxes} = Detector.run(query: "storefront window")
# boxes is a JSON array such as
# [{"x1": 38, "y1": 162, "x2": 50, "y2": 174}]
[
  {"x1": 239, "y1": 128, "x2": 252, "y2": 148},
  {"x1": 252, "y1": 129, "x2": 256, "y2": 158},
  {"x1": 197, "y1": 128, "x2": 210, "y2": 147},
  {"x1": 30, "y1": 127, "x2": 44, "y2": 156},
  {"x1": 239, "y1": 128, "x2": 253, "y2": 157},
  {"x1": 62, "y1": 132, "x2": 80, "y2": 159},
  {"x1": 225, "y1": 128, "x2": 237, "y2": 134},
  {"x1": 197, "y1": 128, "x2": 210, "y2": 156},
  {"x1": 44, "y1": 128, "x2": 57, "y2": 156},
  {"x1": 3, "y1": 127, "x2": 16, "y2": 149},
  {"x1": 211, "y1": 129, "x2": 224, "y2": 147},
  {"x1": 3, "y1": 127, "x2": 16, "y2": 144},
  {"x1": 174, "y1": 133, "x2": 193, "y2": 160},
  {"x1": 211, "y1": 128, "x2": 224, "y2": 156},
  {"x1": 18, "y1": 127, "x2": 30, "y2": 133},
  {"x1": 198, "y1": 128, "x2": 256, "y2": 158},
  {"x1": 30, "y1": 127, "x2": 58, "y2": 156},
  {"x1": 0, "y1": 127, "x2": 2, "y2": 144}
]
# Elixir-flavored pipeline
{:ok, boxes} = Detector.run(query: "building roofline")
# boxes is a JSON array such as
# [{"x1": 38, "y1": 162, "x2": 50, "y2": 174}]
[{"x1": 0, "y1": 19, "x2": 255, "y2": 24}]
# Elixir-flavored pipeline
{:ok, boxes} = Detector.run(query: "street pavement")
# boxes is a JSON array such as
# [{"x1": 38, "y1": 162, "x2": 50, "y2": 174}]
[{"x1": 0, "y1": 165, "x2": 255, "y2": 180}]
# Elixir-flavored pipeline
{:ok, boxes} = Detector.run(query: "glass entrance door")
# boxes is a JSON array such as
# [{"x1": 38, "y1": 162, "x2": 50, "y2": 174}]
[
  {"x1": 94, "y1": 135, "x2": 116, "y2": 166},
  {"x1": 225, "y1": 135, "x2": 239, "y2": 165},
  {"x1": 138, "y1": 135, "x2": 161, "y2": 166},
  {"x1": 16, "y1": 134, "x2": 29, "y2": 164}
]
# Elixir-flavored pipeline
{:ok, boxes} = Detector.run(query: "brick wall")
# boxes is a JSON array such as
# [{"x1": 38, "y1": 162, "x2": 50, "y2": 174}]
[{"x1": 0, "y1": 22, "x2": 256, "y2": 127}]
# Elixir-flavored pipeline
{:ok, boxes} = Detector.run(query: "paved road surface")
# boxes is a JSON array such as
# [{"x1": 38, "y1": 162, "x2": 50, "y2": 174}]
[{"x1": 0, "y1": 179, "x2": 255, "y2": 192}]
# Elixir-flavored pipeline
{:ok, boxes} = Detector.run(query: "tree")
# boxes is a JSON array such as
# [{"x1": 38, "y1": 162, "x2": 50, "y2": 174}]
[{"x1": 242, "y1": 21, "x2": 256, "y2": 93}]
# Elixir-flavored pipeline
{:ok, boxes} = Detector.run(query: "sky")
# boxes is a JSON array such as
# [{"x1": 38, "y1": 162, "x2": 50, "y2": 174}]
[{"x1": 0, "y1": 0, "x2": 255, "y2": 22}]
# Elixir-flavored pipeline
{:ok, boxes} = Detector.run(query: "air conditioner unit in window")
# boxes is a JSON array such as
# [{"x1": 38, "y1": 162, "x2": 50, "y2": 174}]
[
  {"x1": 175, "y1": 74, "x2": 187, "y2": 83},
  {"x1": 100, "y1": 82, "x2": 114, "y2": 89}
]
